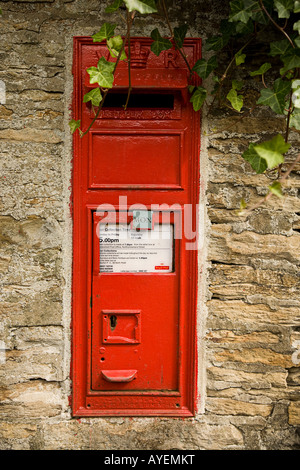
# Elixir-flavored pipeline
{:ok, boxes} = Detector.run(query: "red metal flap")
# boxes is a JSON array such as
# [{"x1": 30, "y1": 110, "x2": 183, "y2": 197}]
[{"x1": 102, "y1": 370, "x2": 137, "y2": 382}]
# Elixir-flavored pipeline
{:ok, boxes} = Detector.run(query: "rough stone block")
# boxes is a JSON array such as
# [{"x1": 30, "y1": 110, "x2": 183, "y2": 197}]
[
  {"x1": 206, "y1": 397, "x2": 273, "y2": 417},
  {"x1": 0, "y1": 381, "x2": 62, "y2": 419},
  {"x1": 288, "y1": 401, "x2": 300, "y2": 425}
]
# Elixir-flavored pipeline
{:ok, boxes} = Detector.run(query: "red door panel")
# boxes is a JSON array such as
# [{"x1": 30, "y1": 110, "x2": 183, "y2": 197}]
[
  {"x1": 88, "y1": 131, "x2": 182, "y2": 189},
  {"x1": 91, "y1": 273, "x2": 179, "y2": 391}
]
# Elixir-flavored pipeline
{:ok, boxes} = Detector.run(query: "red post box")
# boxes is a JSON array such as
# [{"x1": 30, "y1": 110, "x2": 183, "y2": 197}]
[{"x1": 72, "y1": 37, "x2": 201, "y2": 416}]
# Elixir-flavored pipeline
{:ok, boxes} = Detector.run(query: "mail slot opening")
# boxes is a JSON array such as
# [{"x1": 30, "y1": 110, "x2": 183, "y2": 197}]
[{"x1": 103, "y1": 93, "x2": 175, "y2": 109}]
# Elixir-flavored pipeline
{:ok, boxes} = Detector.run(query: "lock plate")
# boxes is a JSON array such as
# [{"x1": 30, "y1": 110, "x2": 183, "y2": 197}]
[{"x1": 102, "y1": 310, "x2": 141, "y2": 345}]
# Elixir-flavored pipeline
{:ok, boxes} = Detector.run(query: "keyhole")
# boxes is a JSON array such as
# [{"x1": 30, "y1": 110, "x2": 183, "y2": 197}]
[{"x1": 110, "y1": 315, "x2": 117, "y2": 331}]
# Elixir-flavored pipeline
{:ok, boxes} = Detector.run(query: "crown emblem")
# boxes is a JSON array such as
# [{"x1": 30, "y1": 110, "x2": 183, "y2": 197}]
[{"x1": 127, "y1": 41, "x2": 150, "y2": 68}]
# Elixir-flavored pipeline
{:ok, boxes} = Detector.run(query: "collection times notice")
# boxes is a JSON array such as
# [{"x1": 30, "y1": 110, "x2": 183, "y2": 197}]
[{"x1": 99, "y1": 224, "x2": 174, "y2": 273}]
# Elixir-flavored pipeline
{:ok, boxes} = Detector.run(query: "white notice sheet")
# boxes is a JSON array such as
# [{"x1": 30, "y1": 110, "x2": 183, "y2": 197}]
[{"x1": 99, "y1": 224, "x2": 174, "y2": 273}]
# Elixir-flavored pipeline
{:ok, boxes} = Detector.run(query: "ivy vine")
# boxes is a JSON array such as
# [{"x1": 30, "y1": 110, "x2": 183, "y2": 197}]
[{"x1": 5, "y1": 1, "x2": 299, "y2": 214}]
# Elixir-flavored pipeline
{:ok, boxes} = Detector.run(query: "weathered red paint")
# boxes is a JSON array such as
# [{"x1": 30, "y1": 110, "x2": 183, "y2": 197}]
[{"x1": 72, "y1": 37, "x2": 201, "y2": 417}]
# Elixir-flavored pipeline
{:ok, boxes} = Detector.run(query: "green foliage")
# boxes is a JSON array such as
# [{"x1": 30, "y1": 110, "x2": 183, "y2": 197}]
[
  {"x1": 292, "y1": 79, "x2": 300, "y2": 107},
  {"x1": 229, "y1": 0, "x2": 270, "y2": 25},
  {"x1": 205, "y1": 35, "x2": 227, "y2": 52},
  {"x1": 87, "y1": 57, "x2": 115, "y2": 88},
  {"x1": 123, "y1": 0, "x2": 157, "y2": 13},
  {"x1": 69, "y1": 0, "x2": 300, "y2": 214},
  {"x1": 107, "y1": 35, "x2": 127, "y2": 60},
  {"x1": 249, "y1": 62, "x2": 272, "y2": 76},
  {"x1": 83, "y1": 88, "x2": 103, "y2": 107},
  {"x1": 257, "y1": 78, "x2": 292, "y2": 114},
  {"x1": 235, "y1": 50, "x2": 246, "y2": 65},
  {"x1": 105, "y1": 0, "x2": 123, "y2": 12},
  {"x1": 239, "y1": 198, "x2": 247, "y2": 211},
  {"x1": 269, "y1": 38, "x2": 291, "y2": 56},
  {"x1": 274, "y1": 0, "x2": 294, "y2": 18},
  {"x1": 192, "y1": 56, "x2": 218, "y2": 79},
  {"x1": 280, "y1": 48, "x2": 300, "y2": 74},
  {"x1": 92, "y1": 23, "x2": 116, "y2": 42},
  {"x1": 69, "y1": 119, "x2": 81, "y2": 134},
  {"x1": 190, "y1": 86, "x2": 207, "y2": 111},
  {"x1": 294, "y1": 0, "x2": 300, "y2": 13},
  {"x1": 150, "y1": 28, "x2": 172, "y2": 56},
  {"x1": 269, "y1": 181, "x2": 284, "y2": 197},
  {"x1": 226, "y1": 79, "x2": 244, "y2": 111},
  {"x1": 242, "y1": 143, "x2": 268, "y2": 173},
  {"x1": 254, "y1": 134, "x2": 291, "y2": 168},
  {"x1": 227, "y1": 88, "x2": 244, "y2": 111},
  {"x1": 232, "y1": 79, "x2": 244, "y2": 90},
  {"x1": 290, "y1": 108, "x2": 300, "y2": 129},
  {"x1": 242, "y1": 135, "x2": 291, "y2": 172},
  {"x1": 205, "y1": 20, "x2": 236, "y2": 51},
  {"x1": 293, "y1": 19, "x2": 300, "y2": 34},
  {"x1": 229, "y1": 0, "x2": 253, "y2": 24},
  {"x1": 173, "y1": 25, "x2": 188, "y2": 48}
]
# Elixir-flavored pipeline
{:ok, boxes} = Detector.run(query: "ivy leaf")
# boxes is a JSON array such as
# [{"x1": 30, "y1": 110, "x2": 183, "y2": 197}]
[
  {"x1": 87, "y1": 57, "x2": 115, "y2": 88},
  {"x1": 253, "y1": 134, "x2": 290, "y2": 169},
  {"x1": 229, "y1": 0, "x2": 266, "y2": 24},
  {"x1": 269, "y1": 38, "x2": 291, "y2": 56},
  {"x1": 242, "y1": 143, "x2": 268, "y2": 173},
  {"x1": 220, "y1": 18, "x2": 237, "y2": 35},
  {"x1": 240, "y1": 198, "x2": 247, "y2": 210},
  {"x1": 92, "y1": 23, "x2": 117, "y2": 42},
  {"x1": 269, "y1": 181, "x2": 283, "y2": 198},
  {"x1": 235, "y1": 50, "x2": 246, "y2": 65},
  {"x1": 107, "y1": 35, "x2": 127, "y2": 60},
  {"x1": 190, "y1": 86, "x2": 207, "y2": 111},
  {"x1": 205, "y1": 20, "x2": 235, "y2": 51},
  {"x1": 235, "y1": 18, "x2": 255, "y2": 34},
  {"x1": 237, "y1": 197, "x2": 247, "y2": 216},
  {"x1": 257, "y1": 78, "x2": 291, "y2": 114},
  {"x1": 232, "y1": 79, "x2": 244, "y2": 90},
  {"x1": 295, "y1": 36, "x2": 300, "y2": 48},
  {"x1": 69, "y1": 119, "x2": 81, "y2": 134},
  {"x1": 205, "y1": 35, "x2": 228, "y2": 52},
  {"x1": 229, "y1": 0, "x2": 251, "y2": 23},
  {"x1": 150, "y1": 29, "x2": 173, "y2": 56},
  {"x1": 227, "y1": 88, "x2": 243, "y2": 111},
  {"x1": 83, "y1": 88, "x2": 102, "y2": 107},
  {"x1": 274, "y1": 0, "x2": 294, "y2": 18},
  {"x1": 174, "y1": 24, "x2": 188, "y2": 48},
  {"x1": 292, "y1": 79, "x2": 300, "y2": 108},
  {"x1": 280, "y1": 48, "x2": 300, "y2": 74},
  {"x1": 192, "y1": 56, "x2": 218, "y2": 79},
  {"x1": 249, "y1": 62, "x2": 272, "y2": 76},
  {"x1": 245, "y1": 0, "x2": 269, "y2": 24},
  {"x1": 293, "y1": 19, "x2": 300, "y2": 33},
  {"x1": 105, "y1": 0, "x2": 123, "y2": 12},
  {"x1": 294, "y1": 0, "x2": 300, "y2": 13},
  {"x1": 123, "y1": 0, "x2": 157, "y2": 14},
  {"x1": 290, "y1": 108, "x2": 300, "y2": 129}
]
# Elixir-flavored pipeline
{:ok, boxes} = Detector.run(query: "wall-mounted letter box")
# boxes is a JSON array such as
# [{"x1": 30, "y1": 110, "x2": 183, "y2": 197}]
[{"x1": 72, "y1": 37, "x2": 201, "y2": 416}]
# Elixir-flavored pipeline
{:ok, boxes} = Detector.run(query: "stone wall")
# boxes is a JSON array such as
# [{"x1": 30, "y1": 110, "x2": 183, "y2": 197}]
[{"x1": 0, "y1": 0, "x2": 299, "y2": 450}]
